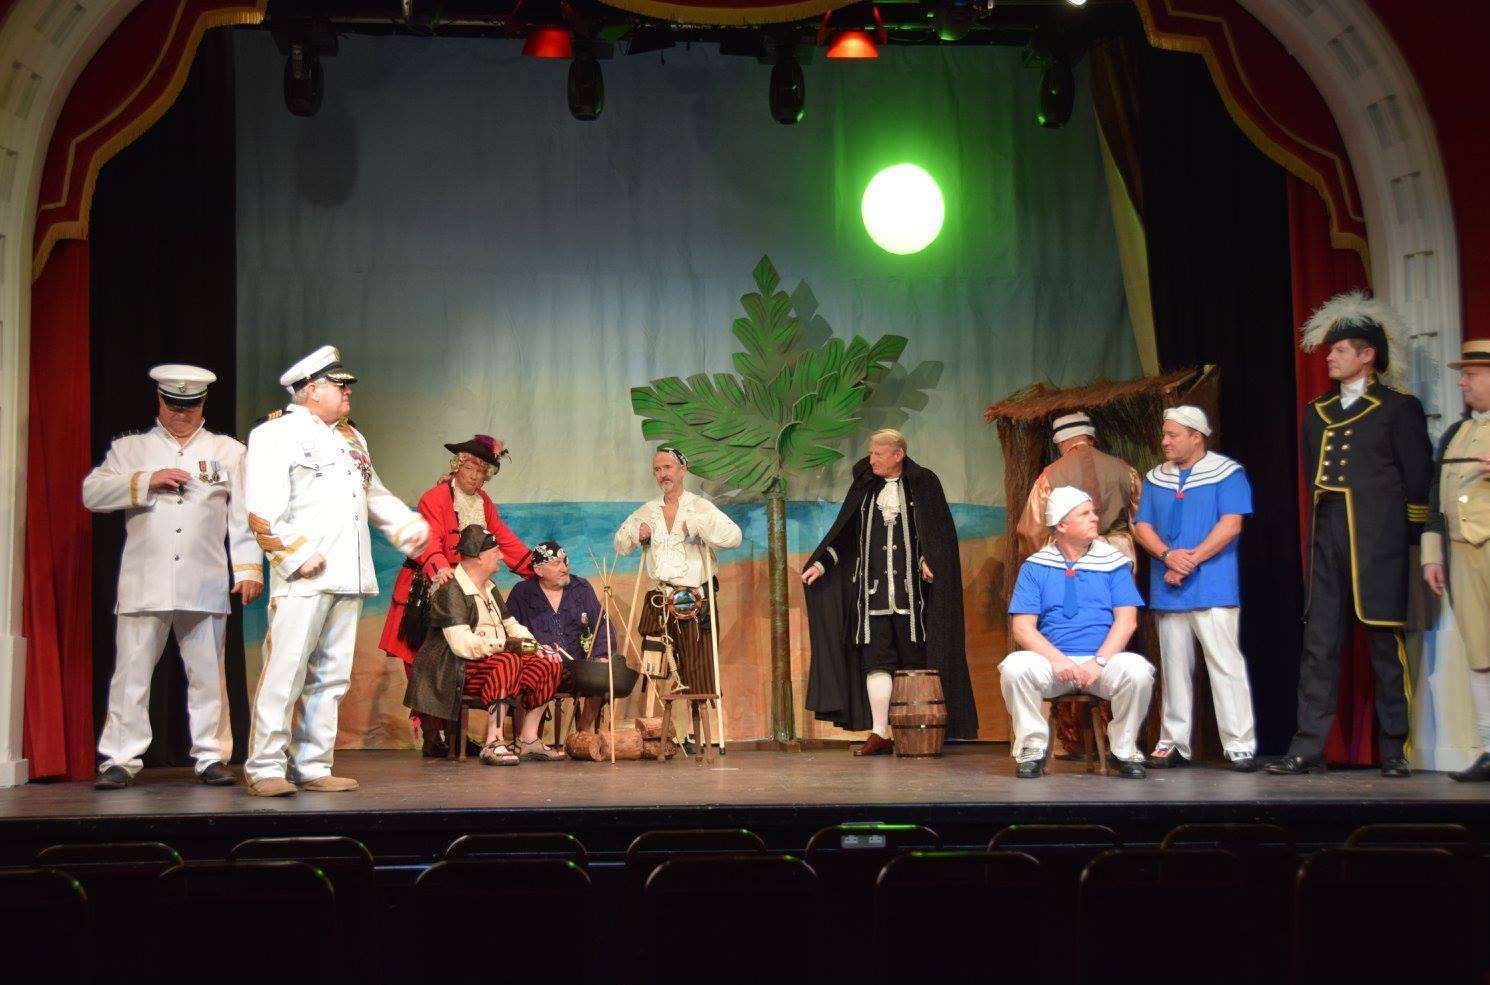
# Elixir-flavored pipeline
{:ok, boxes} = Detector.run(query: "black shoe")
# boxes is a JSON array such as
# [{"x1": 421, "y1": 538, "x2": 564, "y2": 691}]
[
  {"x1": 1015, "y1": 758, "x2": 1046, "y2": 779},
  {"x1": 1379, "y1": 756, "x2": 1412, "y2": 778},
  {"x1": 198, "y1": 762, "x2": 236, "y2": 786},
  {"x1": 421, "y1": 730, "x2": 449, "y2": 759},
  {"x1": 94, "y1": 766, "x2": 132, "y2": 790},
  {"x1": 1109, "y1": 756, "x2": 1146, "y2": 779},
  {"x1": 1145, "y1": 749, "x2": 1189, "y2": 769},
  {"x1": 1450, "y1": 752, "x2": 1490, "y2": 782},
  {"x1": 1229, "y1": 756, "x2": 1258, "y2": 773},
  {"x1": 1265, "y1": 755, "x2": 1325, "y2": 775}
]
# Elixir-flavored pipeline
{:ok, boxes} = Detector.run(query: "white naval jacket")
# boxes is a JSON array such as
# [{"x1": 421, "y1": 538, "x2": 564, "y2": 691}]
[
  {"x1": 82, "y1": 422, "x2": 262, "y2": 615},
  {"x1": 245, "y1": 404, "x2": 428, "y2": 598},
  {"x1": 613, "y1": 490, "x2": 742, "y2": 587}
]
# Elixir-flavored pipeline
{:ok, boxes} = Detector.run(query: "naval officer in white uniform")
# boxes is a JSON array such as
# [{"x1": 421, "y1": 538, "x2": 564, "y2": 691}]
[
  {"x1": 243, "y1": 346, "x2": 429, "y2": 796},
  {"x1": 84, "y1": 364, "x2": 263, "y2": 789}
]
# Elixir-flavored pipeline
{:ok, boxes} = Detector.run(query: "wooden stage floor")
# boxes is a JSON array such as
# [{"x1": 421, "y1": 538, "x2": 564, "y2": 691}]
[{"x1": 3, "y1": 746, "x2": 1488, "y2": 861}]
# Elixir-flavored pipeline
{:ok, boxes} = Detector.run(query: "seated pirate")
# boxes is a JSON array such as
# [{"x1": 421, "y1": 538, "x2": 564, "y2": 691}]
[
  {"x1": 613, "y1": 446, "x2": 741, "y2": 731},
  {"x1": 998, "y1": 486, "x2": 1155, "y2": 779},
  {"x1": 403, "y1": 525, "x2": 565, "y2": 765},
  {"x1": 505, "y1": 540, "x2": 639, "y2": 735}
]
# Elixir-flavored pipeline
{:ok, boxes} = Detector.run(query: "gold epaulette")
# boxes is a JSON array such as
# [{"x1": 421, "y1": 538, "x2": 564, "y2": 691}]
[{"x1": 253, "y1": 409, "x2": 285, "y2": 426}]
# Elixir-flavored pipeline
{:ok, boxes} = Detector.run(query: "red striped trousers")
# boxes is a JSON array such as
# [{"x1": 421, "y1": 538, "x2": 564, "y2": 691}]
[{"x1": 462, "y1": 650, "x2": 564, "y2": 710}]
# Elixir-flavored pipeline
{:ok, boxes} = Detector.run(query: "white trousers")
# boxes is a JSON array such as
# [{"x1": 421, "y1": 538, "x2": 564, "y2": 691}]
[
  {"x1": 998, "y1": 651, "x2": 1154, "y2": 763},
  {"x1": 1155, "y1": 608, "x2": 1257, "y2": 759},
  {"x1": 245, "y1": 594, "x2": 361, "y2": 784},
  {"x1": 97, "y1": 611, "x2": 230, "y2": 776}
]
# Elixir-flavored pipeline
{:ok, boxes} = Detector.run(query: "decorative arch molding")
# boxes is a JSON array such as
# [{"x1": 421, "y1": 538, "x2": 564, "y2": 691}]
[{"x1": 0, "y1": 0, "x2": 1464, "y2": 783}]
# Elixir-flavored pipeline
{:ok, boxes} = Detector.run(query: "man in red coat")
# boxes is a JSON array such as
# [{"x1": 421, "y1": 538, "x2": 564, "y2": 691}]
[{"x1": 379, "y1": 434, "x2": 534, "y2": 755}]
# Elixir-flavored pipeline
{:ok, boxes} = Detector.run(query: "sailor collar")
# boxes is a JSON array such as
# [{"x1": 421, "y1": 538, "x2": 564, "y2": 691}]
[
  {"x1": 1145, "y1": 451, "x2": 1242, "y2": 491},
  {"x1": 1025, "y1": 539, "x2": 1131, "y2": 573}
]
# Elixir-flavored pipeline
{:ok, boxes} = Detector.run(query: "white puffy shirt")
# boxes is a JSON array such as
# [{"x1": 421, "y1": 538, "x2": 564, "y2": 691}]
[
  {"x1": 82, "y1": 422, "x2": 262, "y2": 615},
  {"x1": 244, "y1": 404, "x2": 428, "y2": 598},
  {"x1": 613, "y1": 490, "x2": 742, "y2": 588}
]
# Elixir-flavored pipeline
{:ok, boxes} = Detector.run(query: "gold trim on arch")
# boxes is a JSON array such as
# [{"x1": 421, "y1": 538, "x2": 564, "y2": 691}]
[
  {"x1": 32, "y1": 0, "x2": 266, "y2": 279},
  {"x1": 1131, "y1": 0, "x2": 1371, "y2": 277}
]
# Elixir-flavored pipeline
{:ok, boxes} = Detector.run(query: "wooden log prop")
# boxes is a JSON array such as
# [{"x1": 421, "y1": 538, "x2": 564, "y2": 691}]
[
  {"x1": 565, "y1": 730, "x2": 602, "y2": 762},
  {"x1": 599, "y1": 728, "x2": 644, "y2": 761},
  {"x1": 641, "y1": 737, "x2": 679, "y2": 760},
  {"x1": 635, "y1": 717, "x2": 664, "y2": 740}
]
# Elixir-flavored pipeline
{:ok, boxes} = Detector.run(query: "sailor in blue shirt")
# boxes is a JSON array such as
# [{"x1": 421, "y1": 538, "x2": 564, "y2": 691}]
[
  {"x1": 1134, "y1": 406, "x2": 1258, "y2": 771},
  {"x1": 999, "y1": 486, "x2": 1155, "y2": 779}
]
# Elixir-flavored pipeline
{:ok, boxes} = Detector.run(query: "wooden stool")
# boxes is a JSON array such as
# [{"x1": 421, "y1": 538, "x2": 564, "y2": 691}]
[
  {"x1": 659, "y1": 691, "x2": 719, "y2": 765},
  {"x1": 1047, "y1": 694, "x2": 1110, "y2": 776}
]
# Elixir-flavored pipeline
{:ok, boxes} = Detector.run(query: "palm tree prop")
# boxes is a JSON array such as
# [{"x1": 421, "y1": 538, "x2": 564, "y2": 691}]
[{"x1": 630, "y1": 256, "x2": 907, "y2": 744}]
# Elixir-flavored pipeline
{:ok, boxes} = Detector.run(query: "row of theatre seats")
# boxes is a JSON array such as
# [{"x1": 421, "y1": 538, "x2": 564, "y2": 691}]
[{"x1": 1, "y1": 821, "x2": 1487, "y2": 984}]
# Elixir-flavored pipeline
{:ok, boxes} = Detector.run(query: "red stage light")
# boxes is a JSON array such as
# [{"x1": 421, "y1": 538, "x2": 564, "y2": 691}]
[
  {"x1": 825, "y1": 29, "x2": 878, "y2": 59},
  {"x1": 523, "y1": 27, "x2": 573, "y2": 59}
]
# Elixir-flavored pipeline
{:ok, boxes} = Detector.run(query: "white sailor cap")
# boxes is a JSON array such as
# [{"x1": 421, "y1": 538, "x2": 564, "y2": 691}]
[
  {"x1": 149, "y1": 364, "x2": 216, "y2": 405},
  {"x1": 279, "y1": 345, "x2": 359, "y2": 395},
  {"x1": 1051, "y1": 411, "x2": 1095, "y2": 443},
  {"x1": 1163, "y1": 405, "x2": 1212, "y2": 436},
  {"x1": 1046, "y1": 485, "x2": 1093, "y2": 527}
]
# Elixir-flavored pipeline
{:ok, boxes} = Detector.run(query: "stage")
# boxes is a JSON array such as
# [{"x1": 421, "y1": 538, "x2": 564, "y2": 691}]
[{"x1": 3, "y1": 746, "x2": 1488, "y2": 864}]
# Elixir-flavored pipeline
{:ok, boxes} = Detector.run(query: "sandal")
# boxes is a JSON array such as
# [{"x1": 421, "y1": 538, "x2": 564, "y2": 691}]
[
  {"x1": 516, "y1": 739, "x2": 567, "y2": 762},
  {"x1": 479, "y1": 742, "x2": 520, "y2": 767}
]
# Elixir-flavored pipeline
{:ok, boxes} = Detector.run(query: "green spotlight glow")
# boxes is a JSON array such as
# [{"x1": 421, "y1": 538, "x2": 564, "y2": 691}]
[{"x1": 861, "y1": 163, "x2": 945, "y2": 255}]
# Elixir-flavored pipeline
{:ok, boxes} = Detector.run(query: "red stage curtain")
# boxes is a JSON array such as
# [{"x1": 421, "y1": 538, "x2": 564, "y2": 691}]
[
  {"x1": 1288, "y1": 175, "x2": 1376, "y2": 767},
  {"x1": 23, "y1": 241, "x2": 96, "y2": 780}
]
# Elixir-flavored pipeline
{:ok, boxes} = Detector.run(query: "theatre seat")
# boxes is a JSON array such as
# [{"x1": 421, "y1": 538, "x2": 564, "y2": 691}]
[
  {"x1": 1079, "y1": 848, "x2": 1246, "y2": 985},
  {"x1": 414, "y1": 859, "x2": 591, "y2": 985},
  {"x1": 153, "y1": 861, "x2": 337, "y2": 984},
  {"x1": 0, "y1": 867, "x2": 92, "y2": 984},
  {"x1": 641, "y1": 854, "x2": 820, "y2": 984},
  {"x1": 873, "y1": 850, "x2": 1045, "y2": 985}
]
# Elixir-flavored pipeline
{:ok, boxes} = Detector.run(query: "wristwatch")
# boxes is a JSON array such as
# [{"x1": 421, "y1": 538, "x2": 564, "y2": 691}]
[
  {"x1": 1094, "y1": 656, "x2": 1109, "y2": 668},
  {"x1": 1159, "y1": 549, "x2": 1171, "y2": 562}
]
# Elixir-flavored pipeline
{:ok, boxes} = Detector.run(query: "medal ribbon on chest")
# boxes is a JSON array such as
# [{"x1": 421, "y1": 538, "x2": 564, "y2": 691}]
[{"x1": 336, "y1": 421, "x2": 373, "y2": 490}]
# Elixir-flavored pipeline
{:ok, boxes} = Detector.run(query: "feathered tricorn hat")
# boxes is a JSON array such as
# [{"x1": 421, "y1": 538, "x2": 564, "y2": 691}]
[{"x1": 1300, "y1": 290, "x2": 1405, "y2": 378}]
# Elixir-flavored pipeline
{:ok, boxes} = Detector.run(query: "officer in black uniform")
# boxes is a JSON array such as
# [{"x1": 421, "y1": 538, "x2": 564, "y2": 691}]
[{"x1": 1269, "y1": 292, "x2": 1434, "y2": 777}]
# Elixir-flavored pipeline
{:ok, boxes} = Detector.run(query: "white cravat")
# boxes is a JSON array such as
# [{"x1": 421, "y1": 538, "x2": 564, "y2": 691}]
[
  {"x1": 876, "y1": 477, "x2": 903, "y2": 524},
  {"x1": 1339, "y1": 376, "x2": 1368, "y2": 410},
  {"x1": 1471, "y1": 409, "x2": 1490, "y2": 423}
]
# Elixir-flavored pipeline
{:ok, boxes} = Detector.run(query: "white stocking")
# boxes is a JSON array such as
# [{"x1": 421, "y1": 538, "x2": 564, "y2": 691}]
[
  {"x1": 1470, "y1": 670, "x2": 1490, "y2": 749},
  {"x1": 867, "y1": 671, "x2": 893, "y2": 738}
]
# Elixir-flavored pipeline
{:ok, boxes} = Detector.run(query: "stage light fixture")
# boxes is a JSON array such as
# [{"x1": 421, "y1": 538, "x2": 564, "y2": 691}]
[
  {"x1": 768, "y1": 56, "x2": 805, "y2": 124},
  {"x1": 1067, "y1": 0, "x2": 1088, "y2": 5},
  {"x1": 567, "y1": 55, "x2": 604, "y2": 120},
  {"x1": 826, "y1": 29, "x2": 878, "y2": 59},
  {"x1": 861, "y1": 163, "x2": 944, "y2": 255},
  {"x1": 283, "y1": 43, "x2": 324, "y2": 118},
  {"x1": 931, "y1": 0, "x2": 980, "y2": 43},
  {"x1": 1036, "y1": 57, "x2": 1075, "y2": 128},
  {"x1": 524, "y1": 26, "x2": 574, "y2": 58}
]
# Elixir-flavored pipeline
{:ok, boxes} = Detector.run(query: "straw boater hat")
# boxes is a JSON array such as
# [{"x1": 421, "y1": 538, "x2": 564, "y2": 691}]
[
  {"x1": 1300, "y1": 290, "x2": 1405, "y2": 379},
  {"x1": 1448, "y1": 339, "x2": 1490, "y2": 369}
]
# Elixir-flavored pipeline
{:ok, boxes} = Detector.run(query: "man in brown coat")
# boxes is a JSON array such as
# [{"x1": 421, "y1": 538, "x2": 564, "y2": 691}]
[{"x1": 1016, "y1": 412, "x2": 1142, "y2": 564}]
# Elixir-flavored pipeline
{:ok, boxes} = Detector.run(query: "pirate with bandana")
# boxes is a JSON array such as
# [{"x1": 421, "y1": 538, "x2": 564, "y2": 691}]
[
  {"x1": 613, "y1": 445, "x2": 742, "y2": 703},
  {"x1": 506, "y1": 540, "x2": 639, "y2": 734}
]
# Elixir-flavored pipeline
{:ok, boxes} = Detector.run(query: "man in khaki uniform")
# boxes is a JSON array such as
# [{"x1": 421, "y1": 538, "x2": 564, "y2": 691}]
[
  {"x1": 1016, "y1": 412, "x2": 1142, "y2": 564},
  {"x1": 1422, "y1": 338, "x2": 1490, "y2": 782}
]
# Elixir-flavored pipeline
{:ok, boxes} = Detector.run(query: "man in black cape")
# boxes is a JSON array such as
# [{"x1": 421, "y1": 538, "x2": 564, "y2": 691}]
[{"x1": 802, "y1": 428, "x2": 978, "y2": 753}]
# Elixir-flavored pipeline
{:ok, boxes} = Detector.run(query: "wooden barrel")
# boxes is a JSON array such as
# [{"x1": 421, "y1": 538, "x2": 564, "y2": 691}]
[{"x1": 889, "y1": 669, "x2": 947, "y2": 757}]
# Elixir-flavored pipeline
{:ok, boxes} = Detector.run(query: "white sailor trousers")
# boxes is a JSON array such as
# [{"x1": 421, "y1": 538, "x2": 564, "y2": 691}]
[
  {"x1": 998, "y1": 651, "x2": 1154, "y2": 763},
  {"x1": 245, "y1": 593, "x2": 362, "y2": 784},
  {"x1": 1155, "y1": 607, "x2": 1256, "y2": 759},
  {"x1": 97, "y1": 611, "x2": 231, "y2": 776}
]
